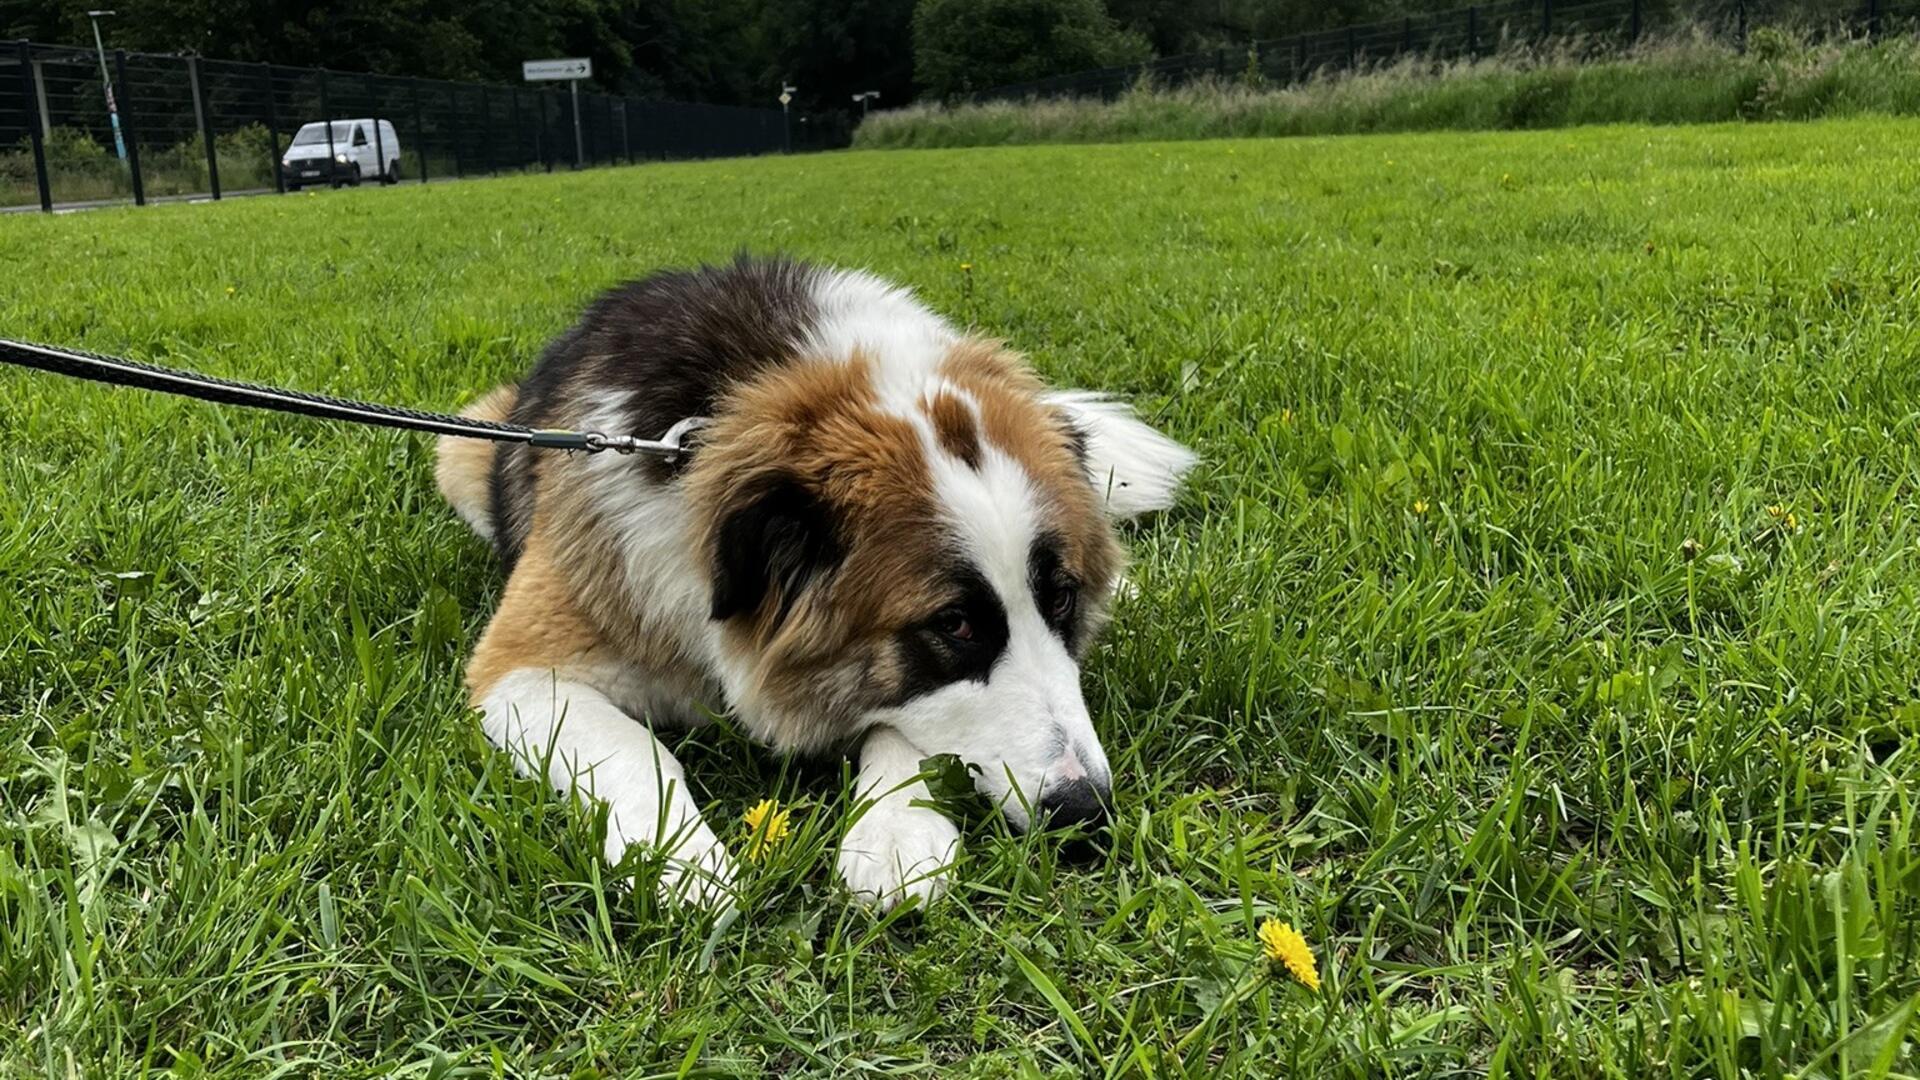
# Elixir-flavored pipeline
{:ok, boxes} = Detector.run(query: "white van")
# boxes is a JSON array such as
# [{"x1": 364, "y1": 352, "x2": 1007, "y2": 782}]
[{"x1": 282, "y1": 119, "x2": 402, "y2": 190}]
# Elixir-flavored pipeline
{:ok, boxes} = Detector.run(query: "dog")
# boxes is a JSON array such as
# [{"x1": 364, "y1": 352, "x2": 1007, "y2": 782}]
[{"x1": 434, "y1": 256, "x2": 1194, "y2": 909}]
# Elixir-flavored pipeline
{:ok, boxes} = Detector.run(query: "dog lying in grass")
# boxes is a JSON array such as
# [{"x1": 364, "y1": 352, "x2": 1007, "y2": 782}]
[{"x1": 434, "y1": 256, "x2": 1193, "y2": 908}]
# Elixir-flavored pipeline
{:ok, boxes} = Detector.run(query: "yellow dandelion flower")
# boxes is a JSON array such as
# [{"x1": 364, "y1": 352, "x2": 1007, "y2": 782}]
[
  {"x1": 1259, "y1": 919, "x2": 1320, "y2": 991},
  {"x1": 959, "y1": 262, "x2": 973, "y2": 272},
  {"x1": 1413, "y1": 498, "x2": 1430, "y2": 515},
  {"x1": 741, "y1": 798, "x2": 791, "y2": 862},
  {"x1": 1280, "y1": 408, "x2": 1294, "y2": 424},
  {"x1": 1767, "y1": 505, "x2": 1800, "y2": 531},
  {"x1": 225, "y1": 285, "x2": 236, "y2": 296}
]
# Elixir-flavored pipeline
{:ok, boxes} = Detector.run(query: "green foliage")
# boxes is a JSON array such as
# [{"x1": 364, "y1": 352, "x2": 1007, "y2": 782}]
[
  {"x1": 860, "y1": 31, "x2": 1920, "y2": 148},
  {"x1": 5, "y1": 118, "x2": 1920, "y2": 1074},
  {"x1": 38, "y1": 126, "x2": 119, "y2": 179},
  {"x1": 1240, "y1": 43, "x2": 1269, "y2": 89},
  {"x1": 0, "y1": 125, "x2": 283, "y2": 207},
  {"x1": 912, "y1": 0, "x2": 1151, "y2": 98}
]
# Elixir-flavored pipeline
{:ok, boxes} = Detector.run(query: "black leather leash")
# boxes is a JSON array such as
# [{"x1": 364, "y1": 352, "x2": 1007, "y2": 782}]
[{"x1": 0, "y1": 337, "x2": 703, "y2": 458}]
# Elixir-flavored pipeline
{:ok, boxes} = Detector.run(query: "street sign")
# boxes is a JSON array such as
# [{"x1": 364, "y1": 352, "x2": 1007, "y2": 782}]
[
  {"x1": 778, "y1": 91, "x2": 792, "y2": 106},
  {"x1": 523, "y1": 58, "x2": 591, "y2": 81},
  {"x1": 524, "y1": 58, "x2": 592, "y2": 168}
]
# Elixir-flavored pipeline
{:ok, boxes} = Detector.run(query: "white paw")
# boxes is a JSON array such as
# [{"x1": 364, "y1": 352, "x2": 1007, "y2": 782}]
[
  {"x1": 838, "y1": 803, "x2": 961, "y2": 911},
  {"x1": 606, "y1": 813, "x2": 738, "y2": 911}
]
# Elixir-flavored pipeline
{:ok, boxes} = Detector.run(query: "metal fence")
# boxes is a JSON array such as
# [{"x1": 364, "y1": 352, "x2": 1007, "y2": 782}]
[
  {"x1": 0, "y1": 40, "x2": 819, "y2": 212},
  {"x1": 970, "y1": 0, "x2": 1904, "y2": 102}
]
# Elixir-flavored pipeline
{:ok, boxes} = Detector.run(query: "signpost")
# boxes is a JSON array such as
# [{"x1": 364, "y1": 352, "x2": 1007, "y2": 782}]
[
  {"x1": 779, "y1": 83, "x2": 796, "y2": 153},
  {"x1": 523, "y1": 57, "x2": 591, "y2": 167}
]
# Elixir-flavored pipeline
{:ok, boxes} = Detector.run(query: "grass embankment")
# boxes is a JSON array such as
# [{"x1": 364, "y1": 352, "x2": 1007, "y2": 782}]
[
  {"x1": 4, "y1": 120, "x2": 1920, "y2": 1075},
  {"x1": 856, "y1": 31, "x2": 1920, "y2": 148}
]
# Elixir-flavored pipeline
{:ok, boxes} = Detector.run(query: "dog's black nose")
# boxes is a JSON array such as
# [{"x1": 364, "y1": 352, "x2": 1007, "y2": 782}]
[{"x1": 1038, "y1": 778, "x2": 1112, "y2": 833}]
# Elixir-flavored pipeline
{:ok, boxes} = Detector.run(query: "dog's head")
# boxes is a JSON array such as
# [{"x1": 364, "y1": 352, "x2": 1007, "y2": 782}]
[{"x1": 686, "y1": 333, "x2": 1193, "y2": 833}]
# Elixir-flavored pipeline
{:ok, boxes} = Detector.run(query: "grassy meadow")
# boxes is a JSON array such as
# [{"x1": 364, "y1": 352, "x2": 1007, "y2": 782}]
[{"x1": 3, "y1": 118, "x2": 1920, "y2": 1076}]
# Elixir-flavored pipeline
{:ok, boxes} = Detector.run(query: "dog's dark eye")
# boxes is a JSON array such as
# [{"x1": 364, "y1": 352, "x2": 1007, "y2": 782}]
[
  {"x1": 1049, "y1": 584, "x2": 1078, "y2": 624},
  {"x1": 934, "y1": 608, "x2": 974, "y2": 642}
]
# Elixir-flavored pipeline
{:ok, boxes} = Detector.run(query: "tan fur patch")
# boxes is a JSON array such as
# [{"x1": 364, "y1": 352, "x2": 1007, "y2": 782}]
[
  {"x1": 435, "y1": 383, "x2": 517, "y2": 536},
  {"x1": 466, "y1": 531, "x2": 608, "y2": 702}
]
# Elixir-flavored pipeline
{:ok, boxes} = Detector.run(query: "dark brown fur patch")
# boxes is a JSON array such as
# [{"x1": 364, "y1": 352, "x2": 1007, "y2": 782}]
[
  {"x1": 939, "y1": 340, "x2": 1123, "y2": 631},
  {"x1": 924, "y1": 390, "x2": 981, "y2": 469}
]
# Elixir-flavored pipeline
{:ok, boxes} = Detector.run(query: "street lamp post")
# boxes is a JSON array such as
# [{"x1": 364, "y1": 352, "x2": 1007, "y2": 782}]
[
  {"x1": 86, "y1": 9, "x2": 127, "y2": 161},
  {"x1": 851, "y1": 90, "x2": 880, "y2": 117}
]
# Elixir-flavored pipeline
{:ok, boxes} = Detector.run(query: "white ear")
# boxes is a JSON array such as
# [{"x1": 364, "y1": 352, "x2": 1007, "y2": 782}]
[{"x1": 1046, "y1": 391, "x2": 1196, "y2": 518}]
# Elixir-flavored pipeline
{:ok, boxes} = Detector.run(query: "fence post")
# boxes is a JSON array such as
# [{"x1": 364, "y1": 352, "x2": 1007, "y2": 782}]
[
  {"x1": 1541, "y1": 0, "x2": 1552, "y2": 39},
  {"x1": 1403, "y1": 17, "x2": 1413, "y2": 53},
  {"x1": 1629, "y1": 0, "x2": 1640, "y2": 41},
  {"x1": 1736, "y1": 0, "x2": 1747, "y2": 49},
  {"x1": 32, "y1": 57, "x2": 51, "y2": 136},
  {"x1": 538, "y1": 90, "x2": 552, "y2": 172},
  {"x1": 445, "y1": 85, "x2": 462, "y2": 177},
  {"x1": 319, "y1": 68, "x2": 336, "y2": 177},
  {"x1": 410, "y1": 79, "x2": 427, "y2": 183},
  {"x1": 262, "y1": 63, "x2": 284, "y2": 193},
  {"x1": 510, "y1": 87, "x2": 524, "y2": 170},
  {"x1": 601, "y1": 95, "x2": 615, "y2": 164},
  {"x1": 620, "y1": 99, "x2": 632, "y2": 163},
  {"x1": 368, "y1": 73, "x2": 387, "y2": 182},
  {"x1": 1295, "y1": 36, "x2": 1306, "y2": 82},
  {"x1": 113, "y1": 50, "x2": 145, "y2": 206},
  {"x1": 187, "y1": 56, "x2": 220, "y2": 199},
  {"x1": 15, "y1": 41, "x2": 51, "y2": 212},
  {"x1": 480, "y1": 85, "x2": 496, "y2": 174},
  {"x1": 1346, "y1": 26, "x2": 1357, "y2": 68},
  {"x1": 1468, "y1": 6, "x2": 1480, "y2": 55}
]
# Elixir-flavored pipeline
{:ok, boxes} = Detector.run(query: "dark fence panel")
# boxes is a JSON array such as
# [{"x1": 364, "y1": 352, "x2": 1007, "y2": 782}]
[{"x1": 2, "y1": 39, "x2": 812, "y2": 211}]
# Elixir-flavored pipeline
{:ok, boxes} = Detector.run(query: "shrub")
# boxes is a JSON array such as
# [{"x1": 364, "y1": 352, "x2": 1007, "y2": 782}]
[{"x1": 856, "y1": 29, "x2": 1920, "y2": 149}]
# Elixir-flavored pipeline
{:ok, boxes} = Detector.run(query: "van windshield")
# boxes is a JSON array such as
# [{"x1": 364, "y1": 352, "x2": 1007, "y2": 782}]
[{"x1": 290, "y1": 122, "x2": 353, "y2": 147}]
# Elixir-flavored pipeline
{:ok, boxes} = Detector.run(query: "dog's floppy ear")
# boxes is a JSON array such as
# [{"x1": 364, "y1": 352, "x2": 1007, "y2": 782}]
[
  {"x1": 1046, "y1": 391, "x2": 1196, "y2": 519},
  {"x1": 709, "y1": 474, "x2": 842, "y2": 623}
]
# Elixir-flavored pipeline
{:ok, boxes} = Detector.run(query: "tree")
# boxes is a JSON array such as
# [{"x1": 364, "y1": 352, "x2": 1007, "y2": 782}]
[{"x1": 912, "y1": 0, "x2": 1151, "y2": 99}]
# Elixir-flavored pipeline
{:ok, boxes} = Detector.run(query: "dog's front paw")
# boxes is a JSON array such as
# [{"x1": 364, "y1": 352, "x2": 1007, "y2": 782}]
[
  {"x1": 606, "y1": 814, "x2": 737, "y2": 911},
  {"x1": 838, "y1": 803, "x2": 960, "y2": 911}
]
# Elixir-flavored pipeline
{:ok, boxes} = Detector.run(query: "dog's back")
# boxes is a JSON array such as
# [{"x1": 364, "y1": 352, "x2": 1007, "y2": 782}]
[{"x1": 435, "y1": 256, "x2": 818, "y2": 567}]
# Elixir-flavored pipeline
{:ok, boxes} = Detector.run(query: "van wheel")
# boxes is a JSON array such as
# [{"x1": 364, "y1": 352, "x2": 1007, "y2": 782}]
[{"x1": 382, "y1": 162, "x2": 399, "y2": 185}]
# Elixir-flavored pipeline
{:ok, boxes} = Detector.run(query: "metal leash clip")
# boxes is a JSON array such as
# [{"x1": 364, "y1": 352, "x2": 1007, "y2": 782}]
[{"x1": 573, "y1": 417, "x2": 711, "y2": 463}]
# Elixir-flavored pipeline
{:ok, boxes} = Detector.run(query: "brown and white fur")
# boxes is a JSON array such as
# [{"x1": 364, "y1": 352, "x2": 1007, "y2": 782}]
[{"x1": 435, "y1": 257, "x2": 1193, "y2": 909}]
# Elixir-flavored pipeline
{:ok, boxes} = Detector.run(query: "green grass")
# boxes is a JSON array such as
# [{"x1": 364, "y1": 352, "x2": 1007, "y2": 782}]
[
  {"x1": 4, "y1": 117, "x2": 1920, "y2": 1076},
  {"x1": 855, "y1": 30, "x2": 1920, "y2": 150}
]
